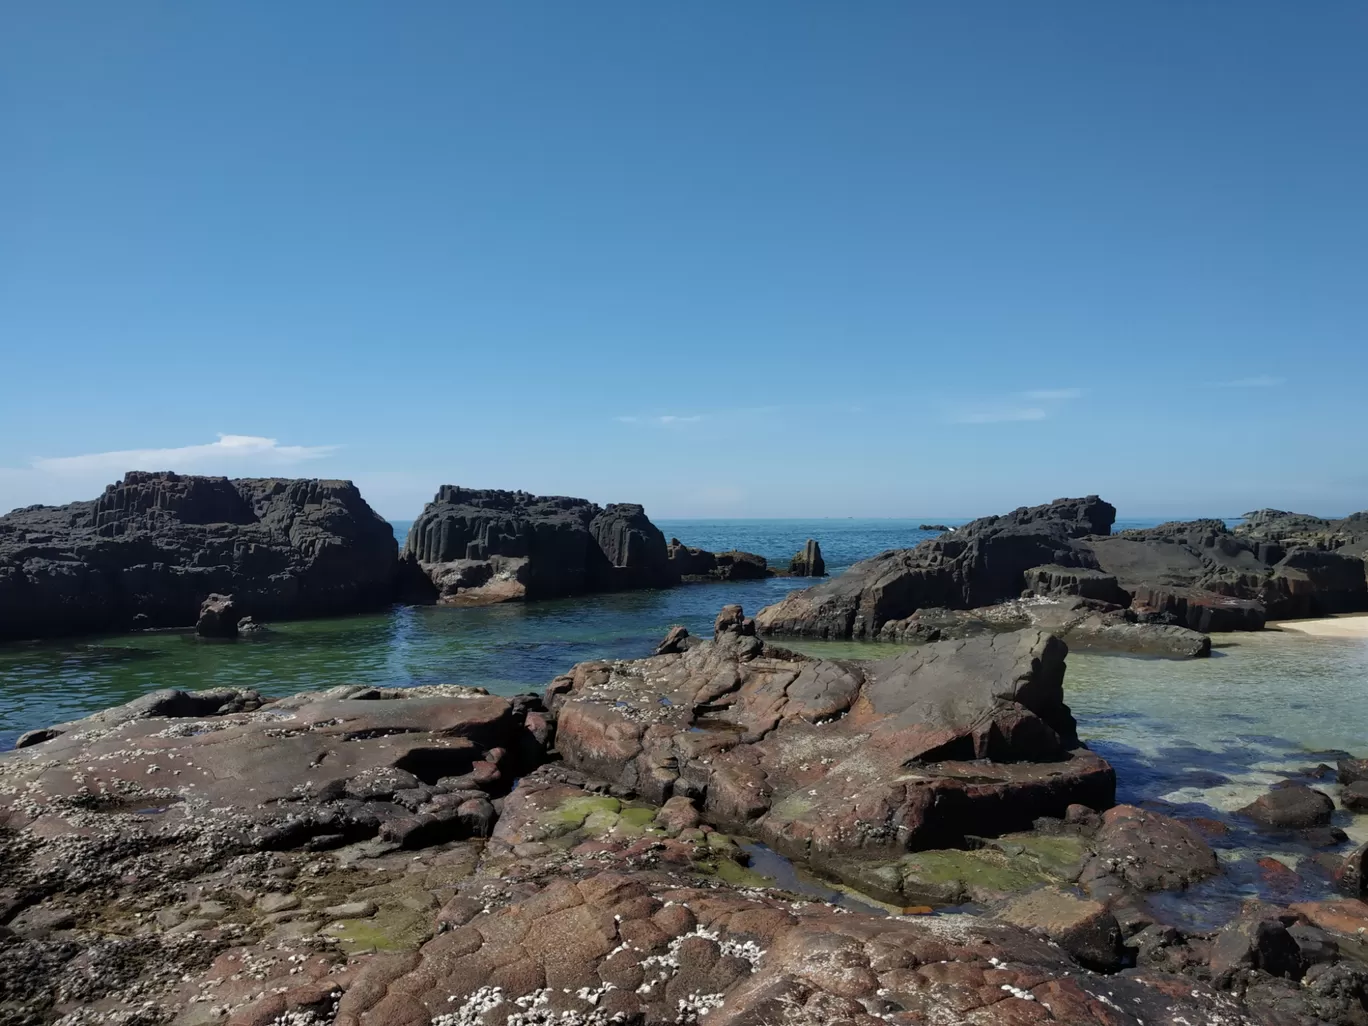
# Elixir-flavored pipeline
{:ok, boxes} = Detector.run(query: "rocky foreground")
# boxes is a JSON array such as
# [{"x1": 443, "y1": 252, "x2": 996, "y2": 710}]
[
  {"x1": 755, "y1": 497, "x2": 1368, "y2": 656},
  {"x1": 6, "y1": 617, "x2": 1368, "y2": 1025}
]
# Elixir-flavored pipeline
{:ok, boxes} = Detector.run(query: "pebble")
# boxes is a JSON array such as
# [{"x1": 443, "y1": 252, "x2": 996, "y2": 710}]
[{"x1": 324, "y1": 900, "x2": 378, "y2": 919}]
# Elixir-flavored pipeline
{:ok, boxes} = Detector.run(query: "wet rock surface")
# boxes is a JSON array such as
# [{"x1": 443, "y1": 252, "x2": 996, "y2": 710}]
[
  {"x1": 0, "y1": 471, "x2": 399, "y2": 642},
  {"x1": 547, "y1": 621, "x2": 1117, "y2": 897},
  {"x1": 3, "y1": 661, "x2": 1368, "y2": 1024},
  {"x1": 754, "y1": 495, "x2": 1368, "y2": 642}
]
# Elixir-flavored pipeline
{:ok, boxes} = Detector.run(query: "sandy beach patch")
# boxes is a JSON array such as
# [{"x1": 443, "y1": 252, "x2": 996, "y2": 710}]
[{"x1": 1270, "y1": 613, "x2": 1368, "y2": 638}]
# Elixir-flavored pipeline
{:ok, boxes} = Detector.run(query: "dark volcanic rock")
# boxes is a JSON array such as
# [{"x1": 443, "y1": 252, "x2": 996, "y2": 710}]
[
  {"x1": 547, "y1": 622, "x2": 1115, "y2": 893},
  {"x1": 879, "y1": 595, "x2": 1213, "y2": 658},
  {"x1": 195, "y1": 592, "x2": 240, "y2": 638},
  {"x1": 402, "y1": 486, "x2": 676, "y2": 603},
  {"x1": 757, "y1": 494, "x2": 1368, "y2": 641},
  {"x1": 666, "y1": 539, "x2": 773, "y2": 582},
  {"x1": 789, "y1": 538, "x2": 826, "y2": 577},
  {"x1": 1241, "y1": 782, "x2": 1336, "y2": 830},
  {"x1": 1086, "y1": 804, "x2": 1219, "y2": 892},
  {"x1": 0, "y1": 471, "x2": 397, "y2": 642},
  {"x1": 754, "y1": 496, "x2": 1117, "y2": 639}
]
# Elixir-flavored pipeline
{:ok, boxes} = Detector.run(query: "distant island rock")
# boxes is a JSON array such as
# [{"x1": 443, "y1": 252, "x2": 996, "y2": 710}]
[
  {"x1": 401, "y1": 486, "x2": 676, "y2": 604},
  {"x1": 919, "y1": 523, "x2": 951, "y2": 532},
  {"x1": 0, "y1": 471, "x2": 397, "y2": 642},
  {"x1": 401, "y1": 486, "x2": 791, "y2": 604},
  {"x1": 755, "y1": 495, "x2": 1368, "y2": 657}
]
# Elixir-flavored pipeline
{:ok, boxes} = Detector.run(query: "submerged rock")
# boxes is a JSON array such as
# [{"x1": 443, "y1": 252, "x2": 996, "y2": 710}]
[
  {"x1": 1241, "y1": 782, "x2": 1336, "y2": 830},
  {"x1": 0, "y1": 471, "x2": 398, "y2": 642}
]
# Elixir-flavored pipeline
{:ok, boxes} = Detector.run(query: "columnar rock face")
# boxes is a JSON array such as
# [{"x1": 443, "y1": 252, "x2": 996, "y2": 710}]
[
  {"x1": 547, "y1": 622, "x2": 1115, "y2": 889},
  {"x1": 0, "y1": 471, "x2": 398, "y2": 641},
  {"x1": 403, "y1": 487, "x2": 676, "y2": 603},
  {"x1": 789, "y1": 538, "x2": 826, "y2": 576},
  {"x1": 756, "y1": 495, "x2": 1368, "y2": 640}
]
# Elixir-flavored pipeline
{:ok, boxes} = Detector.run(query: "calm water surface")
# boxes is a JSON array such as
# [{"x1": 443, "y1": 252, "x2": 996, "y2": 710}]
[{"x1": 3, "y1": 517, "x2": 1365, "y2": 918}]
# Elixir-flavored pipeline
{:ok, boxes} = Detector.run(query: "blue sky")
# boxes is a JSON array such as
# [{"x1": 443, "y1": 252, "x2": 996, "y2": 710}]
[{"x1": 3, "y1": 2, "x2": 1366, "y2": 520}]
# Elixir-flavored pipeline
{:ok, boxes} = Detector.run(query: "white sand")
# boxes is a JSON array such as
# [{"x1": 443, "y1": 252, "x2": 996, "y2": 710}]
[{"x1": 1270, "y1": 613, "x2": 1368, "y2": 637}]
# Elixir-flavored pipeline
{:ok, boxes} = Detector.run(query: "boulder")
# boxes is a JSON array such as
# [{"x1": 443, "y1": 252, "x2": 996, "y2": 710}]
[
  {"x1": 195, "y1": 593, "x2": 240, "y2": 638},
  {"x1": 996, "y1": 887, "x2": 1123, "y2": 972},
  {"x1": 546, "y1": 621, "x2": 1115, "y2": 896},
  {"x1": 402, "y1": 487, "x2": 676, "y2": 603},
  {"x1": 789, "y1": 539, "x2": 826, "y2": 577},
  {"x1": 1085, "y1": 805, "x2": 1218, "y2": 892},
  {"x1": 666, "y1": 539, "x2": 773, "y2": 582},
  {"x1": 0, "y1": 471, "x2": 397, "y2": 642},
  {"x1": 1342, "y1": 780, "x2": 1368, "y2": 812},
  {"x1": 1240, "y1": 782, "x2": 1336, "y2": 830},
  {"x1": 1340, "y1": 757, "x2": 1368, "y2": 786},
  {"x1": 1211, "y1": 915, "x2": 1305, "y2": 981}
]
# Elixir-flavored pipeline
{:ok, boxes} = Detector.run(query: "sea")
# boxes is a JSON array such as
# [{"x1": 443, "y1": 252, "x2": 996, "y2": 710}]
[{"x1": 2, "y1": 516, "x2": 1366, "y2": 921}]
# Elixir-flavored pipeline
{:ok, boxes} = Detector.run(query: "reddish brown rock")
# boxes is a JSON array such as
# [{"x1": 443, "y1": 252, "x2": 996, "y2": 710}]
[{"x1": 548, "y1": 625, "x2": 1115, "y2": 896}]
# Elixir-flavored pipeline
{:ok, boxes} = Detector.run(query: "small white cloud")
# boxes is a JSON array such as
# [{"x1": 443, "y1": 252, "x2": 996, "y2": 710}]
[
  {"x1": 614, "y1": 414, "x2": 702, "y2": 426},
  {"x1": 32, "y1": 434, "x2": 338, "y2": 475},
  {"x1": 1219, "y1": 375, "x2": 1284, "y2": 388},
  {"x1": 1023, "y1": 388, "x2": 1084, "y2": 400},
  {"x1": 950, "y1": 407, "x2": 1048, "y2": 425}
]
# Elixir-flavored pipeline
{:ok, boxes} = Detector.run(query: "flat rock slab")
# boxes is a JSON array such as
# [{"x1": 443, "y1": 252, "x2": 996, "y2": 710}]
[
  {"x1": 0, "y1": 684, "x2": 549, "y2": 895},
  {"x1": 548, "y1": 628, "x2": 1116, "y2": 892}
]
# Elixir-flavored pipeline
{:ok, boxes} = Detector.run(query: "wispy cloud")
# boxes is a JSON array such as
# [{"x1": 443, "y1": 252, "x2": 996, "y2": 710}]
[
  {"x1": 949, "y1": 407, "x2": 1048, "y2": 425},
  {"x1": 1219, "y1": 375, "x2": 1284, "y2": 388},
  {"x1": 614, "y1": 414, "x2": 703, "y2": 426},
  {"x1": 32, "y1": 434, "x2": 339, "y2": 475},
  {"x1": 1023, "y1": 388, "x2": 1084, "y2": 400}
]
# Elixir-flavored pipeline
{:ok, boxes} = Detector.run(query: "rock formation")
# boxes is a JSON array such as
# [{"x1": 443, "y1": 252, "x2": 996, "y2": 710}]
[
  {"x1": 402, "y1": 487, "x2": 677, "y2": 604},
  {"x1": 5, "y1": 629, "x2": 1368, "y2": 1024},
  {"x1": 755, "y1": 495, "x2": 1368, "y2": 644},
  {"x1": 547, "y1": 618, "x2": 1116, "y2": 896},
  {"x1": 665, "y1": 539, "x2": 774, "y2": 581},
  {"x1": 195, "y1": 593, "x2": 241, "y2": 638},
  {"x1": 0, "y1": 471, "x2": 398, "y2": 642},
  {"x1": 788, "y1": 538, "x2": 825, "y2": 576}
]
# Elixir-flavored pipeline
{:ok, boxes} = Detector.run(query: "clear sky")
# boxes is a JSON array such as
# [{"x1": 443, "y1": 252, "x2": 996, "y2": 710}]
[{"x1": 3, "y1": 3, "x2": 1366, "y2": 520}]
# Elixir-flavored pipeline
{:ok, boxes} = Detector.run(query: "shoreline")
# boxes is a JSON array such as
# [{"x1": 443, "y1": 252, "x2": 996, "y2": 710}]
[{"x1": 1269, "y1": 612, "x2": 1368, "y2": 638}]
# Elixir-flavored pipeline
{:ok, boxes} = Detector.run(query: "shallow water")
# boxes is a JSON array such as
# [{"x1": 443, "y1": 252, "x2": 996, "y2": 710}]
[{"x1": 2, "y1": 517, "x2": 1365, "y2": 919}]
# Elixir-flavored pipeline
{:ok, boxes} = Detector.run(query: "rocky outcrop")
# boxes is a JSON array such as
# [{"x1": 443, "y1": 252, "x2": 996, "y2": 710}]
[
  {"x1": 2, "y1": 683, "x2": 551, "y2": 870},
  {"x1": 789, "y1": 538, "x2": 825, "y2": 577},
  {"x1": 402, "y1": 487, "x2": 676, "y2": 604},
  {"x1": 754, "y1": 496, "x2": 1117, "y2": 639},
  {"x1": 546, "y1": 621, "x2": 1116, "y2": 897},
  {"x1": 667, "y1": 539, "x2": 772, "y2": 581},
  {"x1": 0, "y1": 471, "x2": 398, "y2": 642},
  {"x1": 756, "y1": 495, "x2": 1368, "y2": 641},
  {"x1": 878, "y1": 597, "x2": 1213, "y2": 658},
  {"x1": 195, "y1": 593, "x2": 240, "y2": 638},
  {"x1": 4, "y1": 667, "x2": 1368, "y2": 1025}
]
